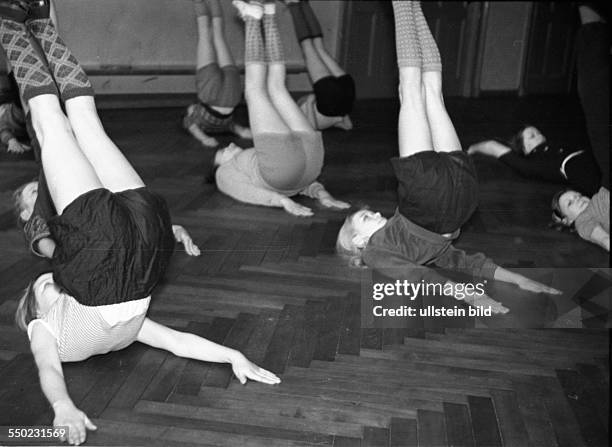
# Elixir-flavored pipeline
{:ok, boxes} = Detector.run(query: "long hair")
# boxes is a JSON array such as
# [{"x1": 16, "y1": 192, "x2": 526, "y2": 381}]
[
  {"x1": 15, "y1": 281, "x2": 37, "y2": 332},
  {"x1": 12, "y1": 179, "x2": 37, "y2": 227}
]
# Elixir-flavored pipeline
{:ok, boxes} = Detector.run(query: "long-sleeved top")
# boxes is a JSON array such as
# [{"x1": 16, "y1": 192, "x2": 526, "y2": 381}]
[
  {"x1": 575, "y1": 187, "x2": 610, "y2": 243},
  {"x1": 499, "y1": 143, "x2": 573, "y2": 183},
  {"x1": 362, "y1": 209, "x2": 499, "y2": 284},
  {"x1": 215, "y1": 148, "x2": 325, "y2": 207}
]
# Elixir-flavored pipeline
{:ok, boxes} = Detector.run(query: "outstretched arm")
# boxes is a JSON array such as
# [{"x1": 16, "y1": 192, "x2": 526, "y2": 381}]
[
  {"x1": 493, "y1": 266, "x2": 562, "y2": 294},
  {"x1": 363, "y1": 246, "x2": 509, "y2": 314},
  {"x1": 137, "y1": 318, "x2": 281, "y2": 385},
  {"x1": 467, "y1": 140, "x2": 512, "y2": 158},
  {"x1": 30, "y1": 324, "x2": 97, "y2": 446},
  {"x1": 300, "y1": 181, "x2": 350, "y2": 210}
]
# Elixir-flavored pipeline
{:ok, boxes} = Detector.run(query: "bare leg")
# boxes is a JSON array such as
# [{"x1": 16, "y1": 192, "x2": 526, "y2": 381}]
[
  {"x1": 65, "y1": 96, "x2": 145, "y2": 192},
  {"x1": 195, "y1": 12, "x2": 216, "y2": 70},
  {"x1": 267, "y1": 63, "x2": 312, "y2": 132},
  {"x1": 246, "y1": 63, "x2": 289, "y2": 134},
  {"x1": 398, "y1": 67, "x2": 433, "y2": 158},
  {"x1": 29, "y1": 94, "x2": 102, "y2": 214},
  {"x1": 422, "y1": 71, "x2": 461, "y2": 152},
  {"x1": 300, "y1": 38, "x2": 331, "y2": 83},
  {"x1": 312, "y1": 37, "x2": 346, "y2": 77},
  {"x1": 263, "y1": 5, "x2": 312, "y2": 132}
]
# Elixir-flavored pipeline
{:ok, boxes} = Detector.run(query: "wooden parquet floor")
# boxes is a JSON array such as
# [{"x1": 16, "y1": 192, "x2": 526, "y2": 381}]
[{"x1": 0, "y1": 96, "x2": 609, "y2": 446}]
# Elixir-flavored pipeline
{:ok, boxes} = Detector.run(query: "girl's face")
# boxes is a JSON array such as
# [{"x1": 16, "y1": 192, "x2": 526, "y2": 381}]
[
  {"x1": 521, "y1": 126, "x2": 546, "y2": 155},
  {"x1": 32, "y1": 272, "x2": 61, "y2": 315},
  {"x1": 20, "y1": 181, "x2": 39, "y2": 221},
  {"x1": 214, "y1": 143, "x2": 242, "y2": 166},
  {"x1": 351, "y1": 210, "x2": 387, "y2": 246},
  {"x1": 558, "y1": 190, "x2": 590, "y2": 222}
]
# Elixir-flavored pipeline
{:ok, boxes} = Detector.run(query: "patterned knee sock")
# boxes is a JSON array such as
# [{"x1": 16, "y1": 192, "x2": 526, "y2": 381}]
[
  {"x1": 0, "y1": 18, "x2": 58, "y2": 101},
  {"x1": 26, "y1": 18, "x2": 94, "y2": 101},
  {"x1": 413, "y1": 1, "x2": 441, "y2": 72},
  {"x1": 263, "y1": 3, "x2": 284, "y2": 63},
  {"x1": 206, "y1": 0, "x2": 223, "y2": 17},
  {"x1": 193, "y1": 0, "x2": 210, "y2": 16},
  {"x1": 286, "y1": 2, "x2": 311, "y2": 42},
  {"x1": 299, "y1": 1, "x2": 323, "y2": 39},
  {"x1": 391, "y1": 0, "x2": 421, "y2": 68},
  {"x1": 245, "y1": 16, "x2": 264, "y2": 64}
]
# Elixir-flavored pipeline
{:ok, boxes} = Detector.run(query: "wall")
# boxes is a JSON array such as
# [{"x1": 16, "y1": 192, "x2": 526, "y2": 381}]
[
  {"x1": 54, "y1": 0, "x2": 344, "y2": 95},
  {"x1": 478, "y1": 2, "x2": 532, "y2": 93}
]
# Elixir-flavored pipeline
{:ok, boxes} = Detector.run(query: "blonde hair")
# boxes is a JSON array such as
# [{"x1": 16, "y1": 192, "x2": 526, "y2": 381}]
[
  {"x1": 15, "y1": 281, "x2": 37, "y2": 332},
  {"x1": 336, "y1": 212, "x2": 366, "y2": 268},
  {"x1": 12, "y1": 179, "x2": 37, "y2": 226}
]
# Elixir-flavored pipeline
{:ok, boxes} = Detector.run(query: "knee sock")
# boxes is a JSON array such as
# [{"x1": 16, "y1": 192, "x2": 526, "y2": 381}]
[
  {"x1": 286, "y1": 2, "x2": 311, "y2": 42},
  {"x1": 299, "y1": 1, "x2": 323, "y2": 39},
  {"x1": 245, "y1": 16, "x2": 264, "y2": 64},
  {"x1": 391, "y1": 1, "x2": 421, "y2": 68},
  {"x1": 0, "y1": 18, "x2": 58, "y2": 101},
  {"x1": 413, "y1": 1, "x2": 441, "y2": 72},
  {"x1": 26, "y1": 18, "x2": 94, "y2": 100},
  {"x1": 193, "y1": 0, "x2": 210, "y2": 16},
  {"x1": 206, "y1": 0, "x2": 224, "y2": 18},
  {"x1": 263, "y1": 3, "x2": 284, "y2": 63}
]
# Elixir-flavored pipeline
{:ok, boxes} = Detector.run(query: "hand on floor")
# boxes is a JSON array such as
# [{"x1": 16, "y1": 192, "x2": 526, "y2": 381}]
[
  {"x1": 172, "y1": 225, "x2": 201, "y2": 256},
  {"x1": 231, "y1": 352, "x2": 281, "y2": 385},
  {"x1": 318, "y1": 196, "x2": 351, "y2": 210},
  {"x1": 53, "y1": 401, "x2": 97, "y2": 446},
  {"x1": 281, "y1": 197, "x2": 313, "y2": 217},
  {"x1": 7, "y1": 139, "x2": 31, "y2": 154},
  {"x1": 462, "y1": 292, "x2": 509, "y2": 315}
]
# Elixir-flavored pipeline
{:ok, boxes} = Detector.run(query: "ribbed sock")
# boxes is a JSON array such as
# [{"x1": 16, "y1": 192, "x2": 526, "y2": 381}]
[
  {"x1": 299, "y1": 1, "x2": 323, "y2": 39},
  {"x1": 206, "y1": 0, "x2": 224, "y2": 17},
  {"x1": 286, "y1": 2, "x2": 311, "y2": 42},
  {"x1": 391, "y1": 0, "x2": 421, "y2": 68},
  {"x1": 413, "y1": 1, "x2": 441, "y2": 72},
  {"x1": 245, "y1": 16, "x2": 264, "y2": 64},
  {"x1": 26, "y1": 18, "x2": 94, "y2": 100},
  {"x1": 263, "y1": 4, "x2": 284, "y2": 63},
  {"x1": 0, "y1": 18, "x2": 58, "y2": 101},
  {"x1": 193, "y1": 0, "x2": 210, "y2": 16}
]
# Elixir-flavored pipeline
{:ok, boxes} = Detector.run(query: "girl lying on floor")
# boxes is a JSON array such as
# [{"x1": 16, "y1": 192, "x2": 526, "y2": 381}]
[
  {"x1": 210, "y1": 0, "x2": 349, "y2": 217},
  {"x1": 336, "y1": 1, "x2": 562, "y2": 314},
  {"x1": 552, "y1": 186, "x2": 609, "y2": 251},
  {"x1": 1, "y1": 2, "x2": 279, "y2": 445}
]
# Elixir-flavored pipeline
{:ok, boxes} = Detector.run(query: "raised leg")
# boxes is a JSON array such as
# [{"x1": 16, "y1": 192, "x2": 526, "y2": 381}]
[
  {"x1": 398, "y1": 68, "x2": 433, "y2": 157},
  {"x1": 236, "y1": 1, "x2": 289, "y2": 134},
  {"x1": 64, "y1": 95, "x2": 144, "y2": 192},
  {"x1": 263, "y1": 3, "x2": 312, "y2": 132},
  {"x1": 29, "y1": 94, "x2": 102, "y2": 214}
]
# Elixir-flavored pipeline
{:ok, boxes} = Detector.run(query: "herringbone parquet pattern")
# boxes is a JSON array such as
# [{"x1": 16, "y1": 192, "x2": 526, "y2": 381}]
[{"x1": 0, "y1": 97, "x2": 609, "y2": 446}]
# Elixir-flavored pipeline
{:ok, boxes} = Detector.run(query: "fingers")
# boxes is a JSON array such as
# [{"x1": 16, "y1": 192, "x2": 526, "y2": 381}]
[
  {"x1": 246, "y1": 366, "x2": 281, "y2": 385},
  {"x1": 182, "y1": 238, "x2": 201, "y2": 256},
  {"x1": 84, "y1": 416, "x2": 97, "y2": 431}
]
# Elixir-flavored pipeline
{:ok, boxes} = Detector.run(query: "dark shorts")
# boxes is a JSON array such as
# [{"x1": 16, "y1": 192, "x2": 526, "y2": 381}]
[
  {"x1": 313, "y1": 74, "x2": 355, "y2": 117},
  {"x1": 564, "y1": 151, "x2": 602, "y2": 197},
  {"x1": 392, "y1": 151, "x2": 479, "y2": 234},
  {"x1": 49, "y1": 188, "x2": 175, "y2": 306},
  {"x1": 196, "y1": 63, "x2": 242, "y2": 108}
]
